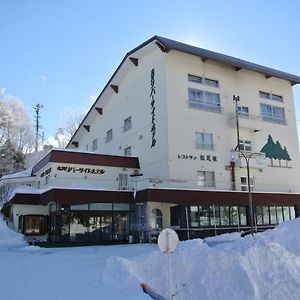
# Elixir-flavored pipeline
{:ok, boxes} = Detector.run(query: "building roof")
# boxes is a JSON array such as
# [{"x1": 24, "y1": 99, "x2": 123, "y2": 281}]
[
  {"x1": 32, "y1": 149, "x2": 140, "y2": 174},
  {"x1": 68, "y1": 35, "x2": 300, "y2": 147},
  {"x1": 151, "y1": 36, "x2": 300, "y2": 85}
]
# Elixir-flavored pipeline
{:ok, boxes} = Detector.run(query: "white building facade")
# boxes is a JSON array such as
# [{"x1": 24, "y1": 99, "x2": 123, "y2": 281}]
[{"x1": 2, "y1": 36, "x2": 300, "y2": 243}]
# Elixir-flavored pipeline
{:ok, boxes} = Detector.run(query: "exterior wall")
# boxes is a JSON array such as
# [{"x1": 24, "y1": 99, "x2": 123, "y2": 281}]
[
  {"x1": 164, "y1": 50, "x2": 300, "y2": 192},
  {"x1": 34, "y1": 162, "x2": 139, "y2": 190},
  {"x1": 73, "y1": 48, "x2": 170, "y2": 188}
]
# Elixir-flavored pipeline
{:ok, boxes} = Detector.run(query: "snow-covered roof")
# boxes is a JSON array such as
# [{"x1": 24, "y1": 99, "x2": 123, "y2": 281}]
[{"x1": 1, "y1": 167, "x2": 33, "y2": 180}]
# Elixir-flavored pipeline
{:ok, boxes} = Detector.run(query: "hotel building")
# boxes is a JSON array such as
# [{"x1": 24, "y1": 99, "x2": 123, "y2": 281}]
[{"x1": 2, "y1": 36, "x2": 300, "y2": 244}]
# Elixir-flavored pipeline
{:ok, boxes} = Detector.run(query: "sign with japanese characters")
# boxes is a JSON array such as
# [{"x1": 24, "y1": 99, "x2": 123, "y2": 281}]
[
  {"x1": 56, "y1": 166, "x2": 105, "y2": 175},
  {"x1": 177, "y1": 154, "x2": 217, "y2": 162},
  {"x1": 150, "y1": 68, "x2": 157, "y2": 148}
]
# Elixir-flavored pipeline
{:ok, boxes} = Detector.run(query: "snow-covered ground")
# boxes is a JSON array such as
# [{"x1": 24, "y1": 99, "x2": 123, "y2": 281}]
[{"x1": 0, "y1": 217, "x2": 300, "y2": 300}]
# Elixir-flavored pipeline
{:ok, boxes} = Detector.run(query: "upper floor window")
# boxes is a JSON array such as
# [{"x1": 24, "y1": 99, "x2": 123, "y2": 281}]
[
  {"x1": 240, "y1": 176, "x2": 254, "y2": 191},
  {"x1": 106, "y1": 129, "x2": 113, "y2": 143},
  {"x1": 239, "y1": 139, "x2": 252, "y2": 152},
  {"x1": 92, "y1": 138, "x2": 98, "y2": 151},
  {"x1": 124, "y1": 146, "x2": 132, "y2": 156},
  {"x1": 188, "y1": 75, "x2": 219, "y2": 88},
  {"x1": 260, "y1": 103, "x2": 286, "y2": 124},
  {"x1": 195, "y1": 132, "x2": 214, "y2": 150},
  {"x1": 45, "y1": 175, "x2": 50, "y2": 185},
  {"x1": 197, "y1": 171, "x2": 215, "y2": 188},
  {"x1": 204, "y1": 78, "x2": 219, "y2": 88},
  {"x1": 259, "y1": 91, "x2": 283, "y2": 102},
  {"x1": 188, "y1": 88, "x2": 221, "y2": 113},
  {"x1": 123, "y1": 116, "x2": 132, "y2": 132},
  {"x1": 188, "y1": 74, "x2": 202, "y2": 84},
  {"x1": 238, "y1": 105, "x2": 249, "y2": 118},
  {"x1": 118, "y1": 174, "x2": 128, "y2": 190}
]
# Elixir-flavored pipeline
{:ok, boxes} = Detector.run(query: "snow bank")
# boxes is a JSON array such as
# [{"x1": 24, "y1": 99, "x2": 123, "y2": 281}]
[
  {"x1": 103, "y1": 218, "x2": 300, "y2": 300},
  {"x1": 0, "y1": 217, "x2": 27, "y2": 248}
]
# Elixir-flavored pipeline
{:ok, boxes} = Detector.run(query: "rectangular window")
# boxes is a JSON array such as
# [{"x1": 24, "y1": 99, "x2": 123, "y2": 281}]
[
  {"x1": 239, "y1": 206, "x2": 247, "y2": 226},
  {"x1": 259, "y1": 91, "x2": 283, "y2": 102},
  {"x1": 195, "y1": 132, "x2": 214, "y2": 150},
  {"x1": 118, "y1": 174, "x2": 128, "y2": 190},
  {"x1": 240, "y1": 176, "x2": 254, "y2": 191},
  {"x1": 188, "y1": 74, "x2": 202, "y2": 84},
  {"x1": 220, "y1": 206, "x2": 230, "y2": 226},
  {"x1": 124, "y1": 146, "x2": 131, "y2": 156},
  {"x1": 260, "y1": 103, "x2": 286, "y2": 124},
  {"x1": 199, "y1": 205, "x2": 210, "y2": 226},
  {"x1": 23, "y1": 215, "x2": 47, "y2": 235},
  {"x1": 204, "y1": 78, "x2": 219, "y2": 88},
  {"x1": 238, "y1": 105, "x2": 249, "y2": 118},
  {"x1": 197, "y1": 171, "x2": 215, "y2": 187},
  {"x1": 188, "y1": 88, "x2": 221, "y2": 113},
  {"x1": 45, "y1": 175, "x2": 50, "y2": 185},
  {"x1": 123, "y1": 116, "x2": 132, "y2": 132},
  {"x1": 92, "y1": 138, "x2": 98, "y2": 151},
  {"x1": 191, "y1": 206, "x2": 199, "y2": 227},
  {"x1": 106, "y1": 129, "x2": 113, "y2": 143},
  {"x1": 239, "y1": 139, "x2": 252, "y2": 152}
]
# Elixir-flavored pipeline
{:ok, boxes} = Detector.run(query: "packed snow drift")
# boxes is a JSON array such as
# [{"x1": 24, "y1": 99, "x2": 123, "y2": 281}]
[{"x1": 0, "y1": 216, "x2": 299, "y2": 299}]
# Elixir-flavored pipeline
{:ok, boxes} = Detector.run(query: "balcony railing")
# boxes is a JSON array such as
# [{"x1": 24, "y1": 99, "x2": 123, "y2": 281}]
[{"x1": 188, "y1": 100, "x2": 222, "y2": 113}]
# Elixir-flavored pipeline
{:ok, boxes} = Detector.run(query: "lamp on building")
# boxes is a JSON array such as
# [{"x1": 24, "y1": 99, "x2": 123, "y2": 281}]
[{"x1": 230, "y1": 150, "x2": 266, "y2": 236}]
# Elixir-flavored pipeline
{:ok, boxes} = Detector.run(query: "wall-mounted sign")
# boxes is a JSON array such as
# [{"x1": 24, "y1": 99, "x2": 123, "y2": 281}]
[
  {"x1": 150, "y1": 68, "x2": 157, "y2": 148},
  {"x1": 260, "y1": 134, "x2": 291, "y2": 167},
  {"x1": 177, "y1": 154, "x2": 217, "y2": 162},
  {"x1": 57, "y1": 166, "x2": 105, "y2": 175},
  {"x1": 41, "y1": 168, "x2": 51, "y2": 177}
]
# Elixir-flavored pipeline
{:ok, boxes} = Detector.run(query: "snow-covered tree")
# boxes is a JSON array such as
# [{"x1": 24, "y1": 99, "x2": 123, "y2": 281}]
[
  {"x1": 59, "y1": 107, "x2": 85, "y2": 138},
  {"x1": 0, "y1": 89, "x2": 35, "y2": 153},
  {"x1": 0, "y1": 139, "x2": 26, "y2": 177}
]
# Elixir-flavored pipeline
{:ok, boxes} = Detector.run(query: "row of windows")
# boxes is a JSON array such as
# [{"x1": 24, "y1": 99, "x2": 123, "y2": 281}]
[
  {"x1": 190, "y1": 205, "x2": 295, "y2": 228},
  {"x1": 191, "y1": 205, "x2": 247, "y2": 227},
  {"x1": 188, "y1": 74, "x2": 286, "y2": 125}
]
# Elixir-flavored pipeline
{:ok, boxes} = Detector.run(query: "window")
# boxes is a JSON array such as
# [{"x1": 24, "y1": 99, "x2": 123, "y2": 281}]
[
  {"x1": 197, "y1": 171, "x2": 215, "y2": 187},
  {"x1": 190, "y1": 205, "x2": 247, "y2": 227},
  {"x1": 260, "y1": 103, "x2": 286, "y2": 124},
  {"x1": 255, "y1": 206, "x2": 295, "y2": 225},
  {"x1": 240, "y1": 176, "x2": 254, "y2": 191},
  {"x1": 45, "y1": 175, "x2": 50, "y2": 185},
  {"x1": 238, "y1": 139, "x2": 252, "y2": 152},
  {"x1": 195, "y1": 132, "x2": 214, "y2": 150},
  {"x1": 188, "y1": 74, "x2": 219, "y2": 87},
  {"x1": 92, "y1": 138, "x2": 98, "y2": 151},
  {"x1": 22, "y1": 215, "x2": 47, "y2": 235},
  {"x1": 118, "y1": 174, "x2": 128, "y2": 190},
  {"x1": 204, "y1": 78, "x2": 219, "y2": 88},
  {"x1": 188, "y1": 74, "x2": 202, "y2": 84},
  {"x1": 124, "y1": 146, "x2": 131, "y2": 156},
  {"x1": 106, "y1": 129, "x2": 113, "y2": 143},
  {"x1": 259, "y1": 91, "x2": 283, "y2": 102},
  {"x1": 151, "y1": 209, "x2": 163, "y2": 229},
  {"x1": 238, "y1": 105, "x2": 249, "y2": 118},
  {"x1": 188, "y1": 88, "x2": 221, "y2": 112},
  {"x1": 123, "y1": 116, "x2": 132, "y2": 132}
]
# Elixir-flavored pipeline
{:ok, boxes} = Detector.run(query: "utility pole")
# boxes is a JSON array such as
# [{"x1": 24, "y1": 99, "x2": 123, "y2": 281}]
[
  {"x1": 34, "y1": 103, "x2": 43, "y2": 152},
  {"x1": 233, "y1": 95, "x2": 240, "y2": 150}
]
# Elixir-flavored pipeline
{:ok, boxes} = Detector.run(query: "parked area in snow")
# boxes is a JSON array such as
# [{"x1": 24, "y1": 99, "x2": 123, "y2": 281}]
[{"x1": 0, "y1": 216, "x2": 300, "y2": 300}]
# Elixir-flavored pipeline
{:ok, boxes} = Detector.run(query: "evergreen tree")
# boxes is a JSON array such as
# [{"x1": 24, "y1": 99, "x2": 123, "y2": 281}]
[
  {"x1": 260, "y1": 135, "x2": 276, "y2": 165},
  {"x1": 282, "y1": 146, "x2": 292, "y2": 166},
  {"x1": 0, "y1": 139, "x2": 25, "y2": 177}
]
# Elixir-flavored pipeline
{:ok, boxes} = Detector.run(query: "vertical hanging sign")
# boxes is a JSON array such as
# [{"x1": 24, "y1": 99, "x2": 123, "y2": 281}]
[{"x1": 150, "y1": 68, "x2": 157, "y2": 148}]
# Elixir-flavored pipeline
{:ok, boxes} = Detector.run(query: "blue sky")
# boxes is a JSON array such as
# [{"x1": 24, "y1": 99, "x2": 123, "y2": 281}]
[{"x1": 1, "y1": 0, "x2": 300, "y2": 140}]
